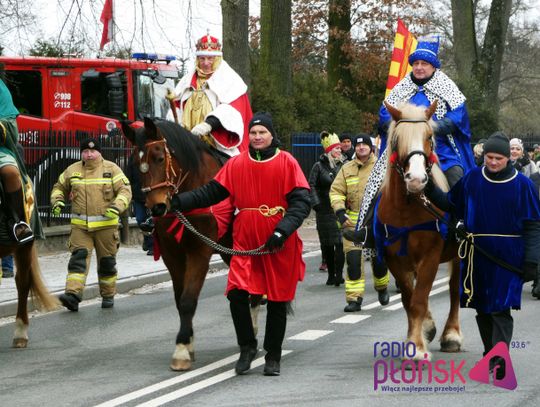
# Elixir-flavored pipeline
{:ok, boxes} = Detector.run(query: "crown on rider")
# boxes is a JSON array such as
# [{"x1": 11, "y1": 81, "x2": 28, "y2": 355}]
[
  {"x1": 195, "y1": 31, "x2": 223, "y2": 57},
  {"x1": 320, "y1": 131, "x2": 341, "y2": 153}
]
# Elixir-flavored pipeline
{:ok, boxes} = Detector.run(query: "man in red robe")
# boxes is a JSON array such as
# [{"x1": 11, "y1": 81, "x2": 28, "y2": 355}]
[
  {"x1": 170, "y1": 112, "x2": 311, "y2": 377},
  {"x1": 167, "y1": 34, "x2": 252, "y2": 156}
]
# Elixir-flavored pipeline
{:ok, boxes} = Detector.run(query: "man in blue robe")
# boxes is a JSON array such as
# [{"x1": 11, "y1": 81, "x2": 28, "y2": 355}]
[{"x1": 425, "y1": 133, "x2": 540, "y2": 372}]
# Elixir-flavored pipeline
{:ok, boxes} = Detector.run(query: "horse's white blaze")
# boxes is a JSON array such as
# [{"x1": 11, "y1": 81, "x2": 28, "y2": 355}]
[
  {"x1": 172, "y1": 344, "x2": 190, "y2": 361},
  {"x1": 13, "y1": 318, "x2": 28, "y2": 340},
  {"x1": 405, "y1": 139, "x2": 428, "y2": 193}
]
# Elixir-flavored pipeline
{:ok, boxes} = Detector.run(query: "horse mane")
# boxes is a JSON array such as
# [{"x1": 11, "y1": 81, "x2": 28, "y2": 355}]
[
  {"x1": 383, "y1": 103, "x2": 449, "y2": 193},
  {"x1": 150, "y1": 119, "x2": 216, "y2": 177}
]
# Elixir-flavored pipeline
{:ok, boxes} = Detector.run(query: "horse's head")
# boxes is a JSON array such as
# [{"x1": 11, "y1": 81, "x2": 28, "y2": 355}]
[
  {"x1": 385, "y1": 101, "x2": 439, "y2": 194},
  {"x1": 122, "y1": 118, "x2": 184, "y2": 217}
]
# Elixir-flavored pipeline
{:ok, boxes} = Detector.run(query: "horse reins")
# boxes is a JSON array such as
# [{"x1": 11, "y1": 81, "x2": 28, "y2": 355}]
[
  {"x1": 389, "y1": 119, "x2": 438, "y2": 179},
  {"x1": 416, "y1": 193, "x2": 525, "y2": 277},
  {"x1": 139, "y1": 139, "x2": 189, "y2": 195}
]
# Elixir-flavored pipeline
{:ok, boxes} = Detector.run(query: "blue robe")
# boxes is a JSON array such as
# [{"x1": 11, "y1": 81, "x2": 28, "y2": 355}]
[{"x1": 449, "y1": 166, "x2": 540, "y2": 313}]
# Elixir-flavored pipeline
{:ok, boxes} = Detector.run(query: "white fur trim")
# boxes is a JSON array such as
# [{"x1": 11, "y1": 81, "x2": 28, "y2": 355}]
[
  {"x1": 195, "y1": 50, "x2": 223, "y2": 57},
  {"x1": 209, "y1": 104, "x2": 244, "y2": 146}
]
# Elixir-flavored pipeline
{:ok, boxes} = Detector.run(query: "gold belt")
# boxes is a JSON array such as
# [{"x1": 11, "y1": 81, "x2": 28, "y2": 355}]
[{"x1": 240, "y1": 205, "x2": 286, "y2": 217}]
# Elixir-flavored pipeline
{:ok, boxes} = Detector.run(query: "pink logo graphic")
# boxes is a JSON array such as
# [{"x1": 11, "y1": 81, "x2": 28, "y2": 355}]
[{"x1": 469, "y1": 342, "x2": 517, "y2": 390}]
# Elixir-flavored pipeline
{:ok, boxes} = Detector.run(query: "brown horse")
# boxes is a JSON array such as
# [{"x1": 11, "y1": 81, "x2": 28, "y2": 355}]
[
  {"x1": 0, "y1": 238, "x2": 59, "y2": 347},
  {"x1": 122, "y1": 117, "x2": 234, "y2": 371},
  {"x1": 376, "y1": 101, "x2": 463, "y2": 361}
]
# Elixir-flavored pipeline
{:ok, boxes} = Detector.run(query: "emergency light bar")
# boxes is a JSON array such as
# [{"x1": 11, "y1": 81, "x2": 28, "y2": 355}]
[{"x1": 132, "y1": 53, "x2": 176, "y2": 63}]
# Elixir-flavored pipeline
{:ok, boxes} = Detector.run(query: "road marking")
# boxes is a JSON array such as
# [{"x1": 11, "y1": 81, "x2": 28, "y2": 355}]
[
  {"x1": 362, "y1": 276, "x2": 451, "y2": 311},
  {"x1": 93, "y1": 354, "x2": 240, "y2": 407},
  {"x1": 288, "y1": 330, "x2": 333, "y2": 340},
  {"x1": 383, "y1": 284, "x2": 450, "y2": 311},
  {"x1": 132, "y1": 351, "x2": 292, "y2": 407},
  {"x1": 331, "y1": 314, "x2": 371, "y2": 324}
]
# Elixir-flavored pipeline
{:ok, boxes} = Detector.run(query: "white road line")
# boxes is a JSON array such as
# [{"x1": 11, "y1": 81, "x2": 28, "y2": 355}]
[
  {"x1": 134, "y1": 351, "x2": 292, "y2": 407},
  {"x1": 362, "y1": 276, "x2": 451, "y2": 311},
  {"x1": 383, "y1": 284, "x2": 450, "y2": 311},
  {"x1": 331, "y1": 314, "x2": 371, "y2": 324},
  {"x1": 93, "y1": 354, "x2": 240, "y2": 407},
  {"x1": 288, "y1": 330, "x2": 333, "y2": 340}
]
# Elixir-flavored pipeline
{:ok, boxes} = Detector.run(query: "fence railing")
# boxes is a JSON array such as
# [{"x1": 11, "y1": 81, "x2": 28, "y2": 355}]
[{"x1": 20, "y1": 129, "x2": 132, "y2": 226}]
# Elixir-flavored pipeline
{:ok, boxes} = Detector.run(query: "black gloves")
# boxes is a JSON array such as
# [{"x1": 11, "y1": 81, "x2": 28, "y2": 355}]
[
  {"x1": 336, "y1": 209, "x2": 349, "y2": 226},
  {"x1": 170, "y1": 194, "x2": 184, "y2": 211},
  {"x1": 342, "y1": 227, "x2": 367, "y2": 244},
  {"x1": 265, "y1": 230, "x2": 287, "y2": 251}
]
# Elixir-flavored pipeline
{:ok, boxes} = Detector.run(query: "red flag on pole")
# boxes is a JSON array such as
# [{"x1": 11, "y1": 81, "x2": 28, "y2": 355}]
[
  {"x1": 385, "y1": 19, "x2": 417, "y2": 97},
  {"x1": 100, "y1": 0, "x2": 113, "y2": 50}
]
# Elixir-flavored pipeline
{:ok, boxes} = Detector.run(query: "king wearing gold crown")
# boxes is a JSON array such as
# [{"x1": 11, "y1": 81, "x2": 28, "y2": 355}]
[{"x1": 167, "y1": 33, "x2": 253, "y2": 157}]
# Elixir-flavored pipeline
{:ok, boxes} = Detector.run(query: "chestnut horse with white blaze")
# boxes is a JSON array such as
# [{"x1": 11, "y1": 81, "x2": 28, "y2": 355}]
[
  {"x1": 376, "y1": 101, "x2": 463, "y2": 360},
  {"x1": 121, "y1": 118, "x2": 235, "y2": 371}
]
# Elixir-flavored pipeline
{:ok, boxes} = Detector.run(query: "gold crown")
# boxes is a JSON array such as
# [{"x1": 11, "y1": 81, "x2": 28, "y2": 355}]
[{"x1": 321, "y1": 132, "x2": 341, "y2": 153}]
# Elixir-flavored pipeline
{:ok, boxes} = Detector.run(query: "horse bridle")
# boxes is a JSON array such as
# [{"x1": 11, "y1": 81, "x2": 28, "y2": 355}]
[
  {"x1": 389, "y1": 119, "x2": 437, "y2": 179},
  {"x1": 138, "y1": 139, "x2": 189, "y2": 196}
]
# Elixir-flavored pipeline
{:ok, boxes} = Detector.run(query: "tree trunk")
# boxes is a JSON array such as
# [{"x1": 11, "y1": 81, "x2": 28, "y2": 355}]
[
  {"x1": 327, "y1": 0, "x2": 353, "y2": 95},
  {"x1": 480, "y1": 0, "x2": 512, "y2": 114},
  {"x1": 451, "y1": 0, "x2": 478, "y2": 80},
  {"x1": 260, "y1": 0, "x2": 292, "y2": 95},
  {"x1": 221, "y1": 0, "x2": 251, "y2": 87}
]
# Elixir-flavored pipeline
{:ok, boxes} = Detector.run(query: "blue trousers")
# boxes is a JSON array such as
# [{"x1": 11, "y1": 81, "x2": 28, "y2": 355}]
[
  {"x1": 132, "y1": 200, "x2": 154, "y2": 251},
  {"x1": 2, "y1": 255, "x2": 14, "y2": 272}
]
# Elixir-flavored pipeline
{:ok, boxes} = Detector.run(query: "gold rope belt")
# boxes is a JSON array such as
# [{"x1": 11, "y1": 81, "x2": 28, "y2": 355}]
[
  {"x1": 458, "y1": 233, "x2": 520, "y2": 307},
  {"x1": 239, "y1": 205, "x2": 286, "y2": 217}
]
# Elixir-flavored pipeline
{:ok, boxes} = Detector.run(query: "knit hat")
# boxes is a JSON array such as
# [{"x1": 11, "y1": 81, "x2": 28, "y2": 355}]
[
  {"x1": 509, "y1": 138, "x2": 523, "y2": 150},
  {"x1": 80, "y1": 138, "x2": 101, "y2": 153},
  {"x1": 249, "y1": 112, "x2": 276, "y2": 139},
  {"x1": 483, "y1": 132, "x2": 510, "y2": 157},
  {"x1": 409, "y1": 36, "x2": 441, "y2": 69},
  {"x1": 354, "y1": 134, "x2": 373, "y2": 151},
  {"x1": 320, "y1": 131, "x2": 341, "y2": 153},
  {"x1": 339, "y1": 133, "x2": 353, "y2": 143}
]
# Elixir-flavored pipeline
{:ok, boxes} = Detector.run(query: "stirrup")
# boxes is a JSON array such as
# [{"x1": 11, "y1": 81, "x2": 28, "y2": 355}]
[
  {"x1": 12, "y1": 221, "x2": 34, "y2": 244},
  {"x1": 140, "y1": 217, "x2": 155, "y2": 236}
]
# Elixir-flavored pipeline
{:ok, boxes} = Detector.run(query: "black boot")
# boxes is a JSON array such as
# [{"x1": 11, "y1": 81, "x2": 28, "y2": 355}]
[
  {"x1": 5, "y1": 189, "x2": 33, "y2": 244},
  {"x1": 377, "y1": 288, "x2": 390, "y2": 305},
  {"x1": 475, "y1": 313, "x2": 493, "y2": 356},
  {"x1": 228, "y1": 289, "x2": 258, "y2": 374},
  {"x1": 344, "y1": 297, "x2": 363, "y2": 312},
  {"x1": 59, "y1": 292, "x2": 80, "y2": 312},
  {"x1": 532, "y1": 264, "x2": 540, "y2": 299},
  {"x1": 491, "y1": 309, "x2": 513, "y2": 348},
  {"x1": 263, "y1": 301, "x2": 287, "y2": 375}
]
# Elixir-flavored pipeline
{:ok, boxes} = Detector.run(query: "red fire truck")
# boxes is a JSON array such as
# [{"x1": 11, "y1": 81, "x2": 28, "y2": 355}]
[
  {"x1": 0, "y1": 54, "x2": 181, "y2": 211},
  {"x1": 0, "y1": 53, "x2": 180, "y2": 133}
]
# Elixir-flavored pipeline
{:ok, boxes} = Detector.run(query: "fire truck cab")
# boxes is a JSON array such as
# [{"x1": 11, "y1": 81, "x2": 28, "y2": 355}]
[{"x1": 0, "y1": 53, "x2": 180, "y2": 133}]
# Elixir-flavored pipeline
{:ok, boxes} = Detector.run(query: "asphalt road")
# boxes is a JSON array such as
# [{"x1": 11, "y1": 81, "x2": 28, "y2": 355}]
[{"x1": 1, "y1": 254, "x2": 539, "y2": 406}]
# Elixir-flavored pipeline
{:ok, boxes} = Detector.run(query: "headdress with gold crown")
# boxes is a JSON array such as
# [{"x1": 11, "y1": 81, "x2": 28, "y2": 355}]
[
  {"x1": 320, "y1": 131, "x2": 341, "y2": 153},
  {"x1": 195, "y1": 33, "x2": 223, "y2": 57}
]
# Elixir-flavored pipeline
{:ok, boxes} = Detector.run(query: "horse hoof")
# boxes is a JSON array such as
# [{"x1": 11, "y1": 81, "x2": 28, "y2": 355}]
[
  {"x1": 12, "y1": 338, "x2": 28, "y2": 348},
  {"x1": 440, "y1": 340, "x2": 461, "y2": 353},
  {"x1": 170, "y1": 359, "x2": 192, "y2": 371}
]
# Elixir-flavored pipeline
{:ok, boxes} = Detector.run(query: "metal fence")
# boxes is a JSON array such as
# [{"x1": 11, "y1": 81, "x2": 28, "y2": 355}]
[
  {"x1": 291, "y1": 133, "x2": 323, "y2": 179},
  {"x1": 20, "y1": 129, "x2": 131, "y2": 226}
]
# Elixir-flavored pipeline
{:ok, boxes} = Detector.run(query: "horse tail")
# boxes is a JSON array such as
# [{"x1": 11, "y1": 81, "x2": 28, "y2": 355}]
[{"x1": 29, "y1": 244, "x2": 60, "y2": 311}]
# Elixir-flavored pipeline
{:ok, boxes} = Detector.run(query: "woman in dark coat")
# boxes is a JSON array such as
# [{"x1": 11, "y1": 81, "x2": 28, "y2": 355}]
[{"x1": 308, "y1": 132, "x2": 345, "y2": 285}]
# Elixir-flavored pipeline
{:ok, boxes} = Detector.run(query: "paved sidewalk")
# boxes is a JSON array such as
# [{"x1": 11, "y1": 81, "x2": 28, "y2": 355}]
[{"x1": 0, "y1": 216, "x2": 321, "y2": 317}]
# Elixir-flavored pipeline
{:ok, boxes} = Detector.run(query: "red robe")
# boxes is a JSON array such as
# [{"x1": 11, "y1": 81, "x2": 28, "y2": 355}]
[{"x1": 215, "y1": 150, "x2": 309, "y2": 301}]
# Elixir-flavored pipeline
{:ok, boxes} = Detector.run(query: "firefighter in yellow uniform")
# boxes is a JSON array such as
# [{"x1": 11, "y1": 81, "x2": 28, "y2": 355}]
[
  {"x1": 51, "y1": 138, "x2": 132, "y2": 311},
  {"x1": 330, "y1": 135, "x2": 389, "y2": 312}
]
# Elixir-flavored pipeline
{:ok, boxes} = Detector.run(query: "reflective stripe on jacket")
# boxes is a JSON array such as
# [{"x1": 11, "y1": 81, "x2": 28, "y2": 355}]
[
  {"x1": 50, "y1": 157, "x2": 132, "y2": 231},
  {"x1": 329, "y1": 154, "x2": 375, "y2": 222}
]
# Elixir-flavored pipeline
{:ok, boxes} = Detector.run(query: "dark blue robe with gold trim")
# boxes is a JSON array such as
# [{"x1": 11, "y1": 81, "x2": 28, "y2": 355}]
[{"x1": 449, "y1": 166, "x2": 540, "y2": 313}]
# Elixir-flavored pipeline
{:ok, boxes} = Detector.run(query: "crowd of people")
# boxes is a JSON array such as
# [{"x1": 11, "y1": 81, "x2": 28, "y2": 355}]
[{"x1": 1, "y1": 33, "x2": 540, "y2": 380}]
